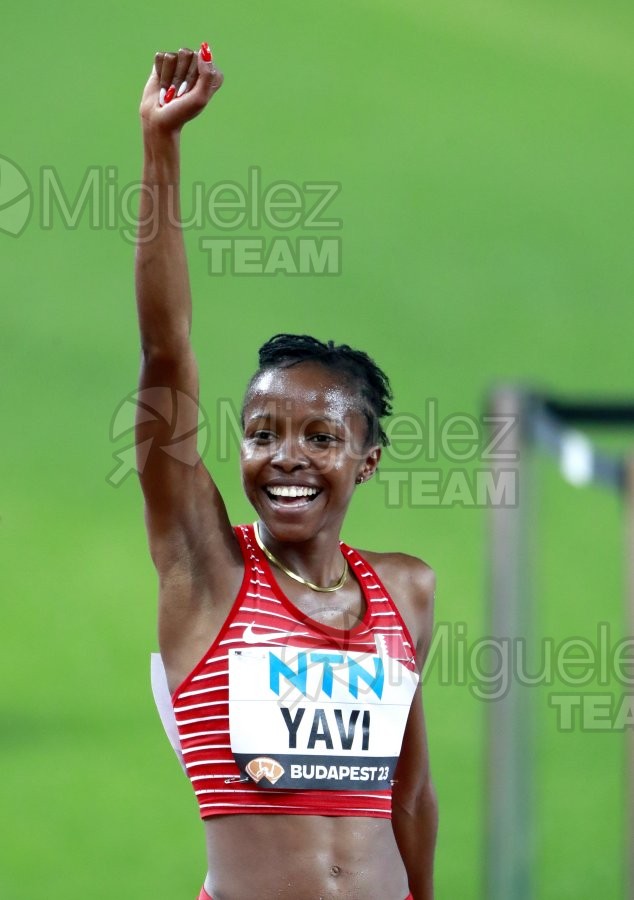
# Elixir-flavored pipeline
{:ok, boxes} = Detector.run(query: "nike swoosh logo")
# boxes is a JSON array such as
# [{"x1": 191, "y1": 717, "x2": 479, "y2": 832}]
[{"x1": 242, "y1": 622, "x2": 309, "y2": 644}]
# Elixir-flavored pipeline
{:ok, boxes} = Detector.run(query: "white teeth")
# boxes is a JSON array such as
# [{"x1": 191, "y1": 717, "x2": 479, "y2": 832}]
[{"x1": 268, "y1": 485, "x2": 319, "y2": 498}]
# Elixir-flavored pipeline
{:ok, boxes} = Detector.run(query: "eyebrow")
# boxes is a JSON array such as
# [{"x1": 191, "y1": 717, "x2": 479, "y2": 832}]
[{"x1": 243, "y1": 411, "x2": 347, "y2": 427}]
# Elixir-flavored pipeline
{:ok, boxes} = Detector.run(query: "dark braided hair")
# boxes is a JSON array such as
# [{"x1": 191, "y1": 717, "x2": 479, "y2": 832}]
[{"x1": 243, "y1": 333, "x2": 393, "y2": 447}]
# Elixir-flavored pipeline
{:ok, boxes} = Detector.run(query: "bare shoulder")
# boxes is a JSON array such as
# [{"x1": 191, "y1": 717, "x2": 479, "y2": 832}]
[
  {"x1": 357, "y1": 548, "x2": 436, "y2": 663},
  {"x1": 360, "y1": 548, "x2": 436, "y2": 605}
]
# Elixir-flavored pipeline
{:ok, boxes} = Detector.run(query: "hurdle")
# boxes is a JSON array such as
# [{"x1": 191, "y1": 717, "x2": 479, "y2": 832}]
[{"x1": 485, "y1": 387, "x2": 634, "y2": 900}]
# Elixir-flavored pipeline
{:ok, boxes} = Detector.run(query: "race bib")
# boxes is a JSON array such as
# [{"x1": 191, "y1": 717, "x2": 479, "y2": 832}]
[{"x1": 228, "y1": 644, "x2": 419, "y2": 791}]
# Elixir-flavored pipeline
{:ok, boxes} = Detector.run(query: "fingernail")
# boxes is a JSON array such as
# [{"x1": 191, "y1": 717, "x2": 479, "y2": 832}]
[
  {"x1": 177, "y1": 81, "x2": 188, "y2": 98},
  {"x1": 200, "y1": 42, "x2": 213, "y2": 63},
  {"x1": 159, "y1": 87, "x2": 166, "y2": 106},
  {"x1": 164, "y1": 85, "x2": 176, "y2": 104}
]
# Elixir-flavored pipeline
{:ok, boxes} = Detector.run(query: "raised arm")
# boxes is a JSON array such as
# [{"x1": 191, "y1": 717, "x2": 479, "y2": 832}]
[{"x1": 135, "y1": 47, "x2": 241, "y2": 627}]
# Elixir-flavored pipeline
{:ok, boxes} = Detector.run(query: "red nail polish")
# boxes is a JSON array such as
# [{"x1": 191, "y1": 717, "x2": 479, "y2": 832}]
[
  {"x1": 201, "y1": 42, "x2": 213, "y2": 63},
  {"x1": 164, "y1": 85, "x2": 176, "y2": 104}
]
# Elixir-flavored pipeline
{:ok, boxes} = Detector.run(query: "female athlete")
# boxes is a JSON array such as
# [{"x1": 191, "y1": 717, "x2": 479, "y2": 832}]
[{"x1": 136, "y1": 43, "x2": 438, "y2": 900}]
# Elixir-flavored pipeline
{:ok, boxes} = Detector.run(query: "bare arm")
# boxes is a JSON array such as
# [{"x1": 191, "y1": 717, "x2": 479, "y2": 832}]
[
  {"x1": 391, "y1": 562, "x2": 438, "y2": 900},
  {"x1": 135, "y1": 47, "x2": 242, "y2": 678},
  {"x1": 392, "y1": 691, "x2": 439, "y2": 900}
]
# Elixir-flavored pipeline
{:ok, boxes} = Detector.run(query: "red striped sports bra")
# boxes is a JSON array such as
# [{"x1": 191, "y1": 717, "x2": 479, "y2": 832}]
[{"x1": 154, "y1": 524, "x2": 419, "y2": 820}]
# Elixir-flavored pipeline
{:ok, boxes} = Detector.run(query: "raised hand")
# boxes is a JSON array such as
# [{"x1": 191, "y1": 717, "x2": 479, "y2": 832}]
[{"x1": 140, "y1": 43, "x2": 224, "y2": 134}]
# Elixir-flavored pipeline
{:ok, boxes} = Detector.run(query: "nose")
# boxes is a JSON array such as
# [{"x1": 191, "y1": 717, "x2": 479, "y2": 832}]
[{"x1": 270, "y1": 436, "x2": 309, "y2": 473}]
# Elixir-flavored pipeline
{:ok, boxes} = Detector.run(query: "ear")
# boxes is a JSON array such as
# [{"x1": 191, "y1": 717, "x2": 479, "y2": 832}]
[{"x1": 356, "y1": 446, "x2": 382, "y2": 484}]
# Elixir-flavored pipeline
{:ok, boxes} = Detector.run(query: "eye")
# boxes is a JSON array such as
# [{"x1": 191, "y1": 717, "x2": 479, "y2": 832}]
[
  {"x1": 308, "y1": 433, "x2": 338, "y2": 445},
  {"x1": 252, "y1": 429, "x2": 276, "y2": 443}
]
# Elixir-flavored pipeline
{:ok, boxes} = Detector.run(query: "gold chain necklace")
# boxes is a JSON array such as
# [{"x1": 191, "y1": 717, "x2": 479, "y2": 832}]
[{"x1": 253, "y1": 521, "x2": 348, "y2": 593}]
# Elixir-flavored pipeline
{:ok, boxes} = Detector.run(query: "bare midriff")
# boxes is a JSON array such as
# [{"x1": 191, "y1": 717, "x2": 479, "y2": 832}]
[{"x1": 203, "y1": 813, "x2": 409, "y2": 900}]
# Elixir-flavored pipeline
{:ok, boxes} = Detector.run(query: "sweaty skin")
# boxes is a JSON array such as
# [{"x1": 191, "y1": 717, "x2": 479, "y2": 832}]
[{"x1": 135, "y1": 45, "x2": 438, "y2": 900}]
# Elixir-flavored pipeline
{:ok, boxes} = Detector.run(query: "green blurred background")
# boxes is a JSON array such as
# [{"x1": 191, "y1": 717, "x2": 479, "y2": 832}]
[{"x1": 3, "y1": 0, "x2": 633, "y2": 897}]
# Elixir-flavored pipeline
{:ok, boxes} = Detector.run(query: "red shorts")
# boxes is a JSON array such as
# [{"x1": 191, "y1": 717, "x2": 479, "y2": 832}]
[{"x1": 198, "y1": 890, "x2": 413, "y2": 899}]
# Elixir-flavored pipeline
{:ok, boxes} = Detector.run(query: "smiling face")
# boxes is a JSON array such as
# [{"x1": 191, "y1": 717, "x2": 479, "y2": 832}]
[{"x1": 240, "y1": 362, "x2": 381, "y2": 543}]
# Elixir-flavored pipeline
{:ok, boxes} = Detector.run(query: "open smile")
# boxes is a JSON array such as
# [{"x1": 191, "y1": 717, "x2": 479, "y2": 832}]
[{"x1": 263, "y1": 484, "x2": 323, "y2": 508}]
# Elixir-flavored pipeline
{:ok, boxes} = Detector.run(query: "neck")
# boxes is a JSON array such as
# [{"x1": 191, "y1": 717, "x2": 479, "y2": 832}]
[{"x1": 255, "y1": 521, "x2": 346, "y2": 589}]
